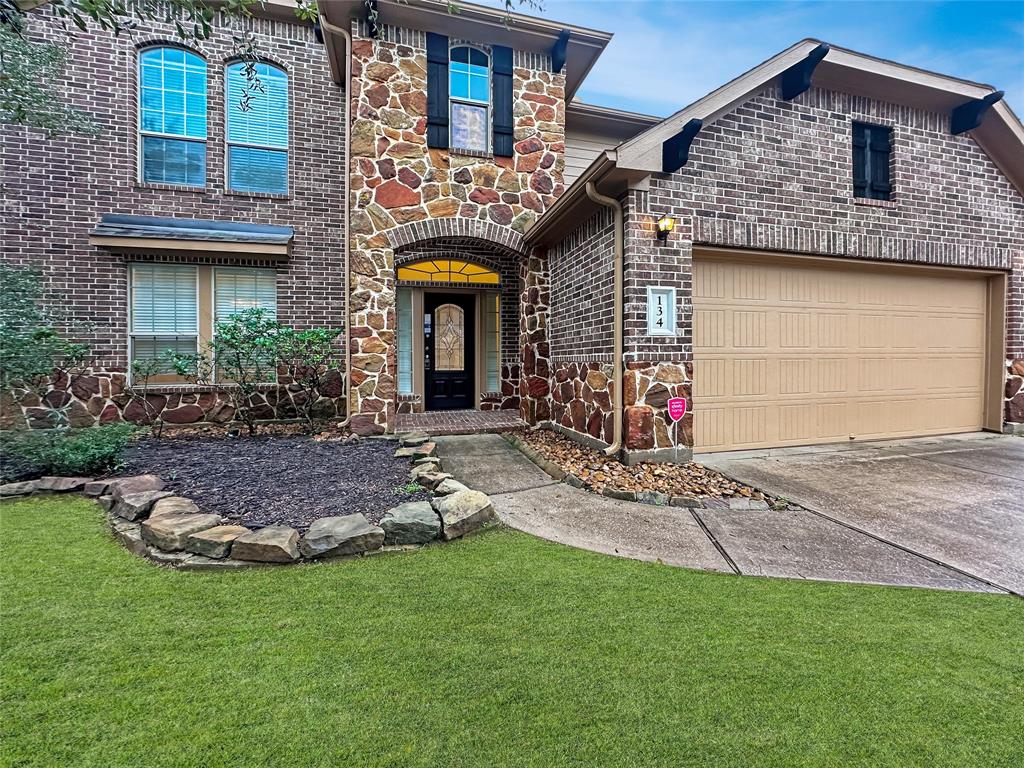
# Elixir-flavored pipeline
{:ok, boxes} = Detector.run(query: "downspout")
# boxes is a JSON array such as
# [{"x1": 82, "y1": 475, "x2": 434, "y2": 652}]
[
  {"x1": 585, "y1": 182, "x2": 624, "y2": 457},
  {"x1": 317, "y1": 14, "x2": 354, "y2": 427}
]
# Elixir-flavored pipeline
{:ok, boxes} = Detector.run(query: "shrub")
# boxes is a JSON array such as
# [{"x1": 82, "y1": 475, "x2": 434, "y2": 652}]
[
  {"x1": 0, "y1": 423, "x2": 138, "y2": 482},
  {"x1": 275, "y1": 327, "x2": 343, "y2": 432}
]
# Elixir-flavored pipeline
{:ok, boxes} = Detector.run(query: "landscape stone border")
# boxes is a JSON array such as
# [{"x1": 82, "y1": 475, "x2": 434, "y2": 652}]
[
  {"x1": 0, "y1": 430, "x2": 497, "y2": 570},
  {"x1": 501, "y1": 431, "x2": 777, "y2": 512}
]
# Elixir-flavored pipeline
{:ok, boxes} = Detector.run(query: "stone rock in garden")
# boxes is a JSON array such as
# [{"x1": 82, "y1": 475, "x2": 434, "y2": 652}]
[
  {"x1": 602, "y1": 487, "x2": 636, "y2": 502},
  {"x1": 380, "y1": 501, "x2": 441, "y2": 545},
  {"x1": 431, "y1": 490, "x2": 494, "y2": 541},
  {"x1": 394, "y1": 446, "x2": 417, "y2": 459},
  {"x1": 564, "y1": 473, "x2": 585, "y2": 489},
  {"x1": 434, "y1": 478, "x2": 470, "y2": 496},
  {"x1": 398, "y1": 431, "x2": 429, "y2": 447},
  {"x1": 145, "y1": 548, "x2": 195, "y2": 566},
  {"x1": 149, "y1": 496, "x2": 200, "y2": 519},
  {"x1": 0, "y1": 480, "x2": 38, "y2": 497},
  {"x1": 82, "y1": 480, "x2": 111, "y2": 497},
  {"x1": 111, "y1": 520, "x2": 147, "y2": 557},
  {"x1": 637, "y1": 491, "x2": 670, "y2": 506},
  {"x1": 112, "y1": 490, "x2": 174, "y2": 521},
  {"x1": 412, "y1": 441, "x2": 436, "y2": 459},
  {"x1": 36, "y1": 476, "x2": 93, "y2": 493},
  {"x1": 415, "y1": 471, "x2": 452, "y2": 490},
  {"x1": 141, "y1": 512, "x2": 222, "y2": 552},
  {"x1": 409, "y1": 461, "x2": 441, "y2": 482},
  {"x1": 97, "y1": 495, "x2": 116, "y2": 512},
  {"x1": 728, "y1": 498, "x2": 770, "y2": 511},
  {"x1": 109, "y1": 474, "x2": 165, "y2": 501},
  {"x1": 232, "y1": 526, "x2": 301, "y2": 563},
  {"x1": 413, "y1": 456, "x2": 440, "y2": 466},
  {"x1": 298, "y1": 514, "x2": 385, "y2": 559},
  {"x1": 670, "y1": 495, "x2": 703, "y2": 509},
  {"x1": 186, "y1": 525, "x2": 250, "y2": 559}
]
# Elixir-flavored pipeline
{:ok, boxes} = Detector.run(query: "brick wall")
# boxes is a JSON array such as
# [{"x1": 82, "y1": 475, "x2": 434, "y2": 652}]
[
  {"x1": 640, "y1": 84, "x2": 1024, "y2": 435},
  {"x1": 544, "y1": 82, "x2": 1024, "y2": 455},
  {"x1": 1, "y1": 9, "x2": 347, "y2": 427}
]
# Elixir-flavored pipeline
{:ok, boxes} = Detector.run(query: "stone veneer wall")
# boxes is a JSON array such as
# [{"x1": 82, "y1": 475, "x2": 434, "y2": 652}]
[
  {"x1": 0, "y1": 368, "x2": 347, "y2": 431},
  {"x1": 346, "y1": 21, "x2": 566, "y2": 434},
  {"x1": 1, "y1": 9, "x2": 346, "y2": 428}
]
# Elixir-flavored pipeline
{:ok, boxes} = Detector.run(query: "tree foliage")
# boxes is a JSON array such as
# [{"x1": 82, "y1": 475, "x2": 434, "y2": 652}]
[{"x1": 0, "y1": 264, "x2": 91, "y2": 420}]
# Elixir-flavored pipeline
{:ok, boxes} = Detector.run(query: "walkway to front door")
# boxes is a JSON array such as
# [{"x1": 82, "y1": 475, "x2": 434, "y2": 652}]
[{"x1": 396, "y1": 408, "x2": 524, "y2": 436}]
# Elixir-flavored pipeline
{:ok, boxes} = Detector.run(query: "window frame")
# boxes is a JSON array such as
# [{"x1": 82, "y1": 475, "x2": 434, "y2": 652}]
[
  {"x1": 852, "y1": 120, "x2": 894, "y2": 202},
  {"x1": 127, "y1": 264, "x2": 279, "y2": 386},
  {"x1": 224, "y1": 60, "x2": 291, "y2": 195},
  {"x1": 137, "y1": 45, "x2": 208, "y2": 188},
  {"x1": 448, "y1": 44, "x2": 491, "y2": 153},
  {"x1": 128, "y1": 263, "x2": 201, "y2": 384}
]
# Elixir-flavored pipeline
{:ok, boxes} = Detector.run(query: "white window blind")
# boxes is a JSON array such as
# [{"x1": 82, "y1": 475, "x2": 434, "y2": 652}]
[
  {"x1": 485, "y1": 293, "x2": 500, "y2": 391},
  {"x1": 397, "y1": 288, "x2": 413, "y2": 394},
  {"x1": 131, "y1": 264, "x2": 198, "y2": 334},
  {"x1": 215, "y1": 268, "x2": 277, "y2": 322},
  {"x1": 129, "y1": 263, "x2": 198, "y2": 370},
  {"x1": 226, "y1": 62, "x2": 289, "y2": 194}
]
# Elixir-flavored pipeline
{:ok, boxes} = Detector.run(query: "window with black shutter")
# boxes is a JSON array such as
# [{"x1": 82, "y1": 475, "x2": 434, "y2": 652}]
[{"x1": 852, "y1": 122, "x2": 893, "y2": 200}]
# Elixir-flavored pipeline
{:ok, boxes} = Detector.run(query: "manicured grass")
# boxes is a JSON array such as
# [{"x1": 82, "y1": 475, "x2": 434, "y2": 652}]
[{"x1": 2, "y1": 497, "x2": 1022, "y2": 767}]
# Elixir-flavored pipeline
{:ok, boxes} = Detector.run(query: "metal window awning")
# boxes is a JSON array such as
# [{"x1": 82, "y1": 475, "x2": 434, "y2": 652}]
[{"x1": 89, "y1": 214, "x2": 293, "y2": 258}]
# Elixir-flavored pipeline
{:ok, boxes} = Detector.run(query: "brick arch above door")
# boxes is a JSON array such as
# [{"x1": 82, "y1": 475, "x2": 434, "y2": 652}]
[{"x1": 385, "y1": 217, "x2": 526, "y2": 258}]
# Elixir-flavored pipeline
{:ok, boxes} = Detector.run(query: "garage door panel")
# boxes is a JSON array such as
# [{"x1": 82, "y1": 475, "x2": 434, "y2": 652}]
[{"x1": 694, "y1": 256, "x2": 988, "y2": 451}]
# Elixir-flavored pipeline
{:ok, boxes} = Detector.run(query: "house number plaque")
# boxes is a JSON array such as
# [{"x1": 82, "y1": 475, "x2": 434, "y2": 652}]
[{"x1": 646, "y1": 286, "x2": 676, "y2": 337}]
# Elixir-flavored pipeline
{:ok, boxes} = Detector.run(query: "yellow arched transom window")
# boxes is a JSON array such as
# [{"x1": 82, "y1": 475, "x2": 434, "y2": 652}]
[{"x1": 397, "y1": 259, "x2": 499, "y2": 285}]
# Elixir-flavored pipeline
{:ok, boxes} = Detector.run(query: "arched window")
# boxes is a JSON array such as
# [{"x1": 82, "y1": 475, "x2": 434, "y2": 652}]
[
  {"x1": 138, "y1": 47, "x2": 207, "y2": 186},
  {"x1": 449, "y1": 46, "x2": 489, "y2": 152},
  {"x1": 397, "y1": 258, "x2": 499, "y2": 285},
  {"x1": 225, "y1": 62, "x2": 289, "y2": 194}
]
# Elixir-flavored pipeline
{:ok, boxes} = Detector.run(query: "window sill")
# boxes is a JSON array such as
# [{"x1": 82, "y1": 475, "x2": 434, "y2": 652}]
[
  {"x1": 136, "y1": 181, "x2": 208, "y2": 194},
  {"x1": 449, "y1": 147, "x2": 493, "y2": 160},
  {"x1": 142, "y1": 382, "x2": 279, "y2": 394},
  {"x1": 853, "y1": 197, "x2": 898, "y2": 209},
  {"x1": 225, "y1": 189, "x2": 291, "y2": 201}
]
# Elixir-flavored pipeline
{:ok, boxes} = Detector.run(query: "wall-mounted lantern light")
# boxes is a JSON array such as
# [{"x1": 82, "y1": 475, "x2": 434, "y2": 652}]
[{"x1": 656, "y1": 215, "x2": 675, "y2": 242}]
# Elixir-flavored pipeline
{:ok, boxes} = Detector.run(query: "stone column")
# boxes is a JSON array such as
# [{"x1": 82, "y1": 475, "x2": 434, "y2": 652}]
[{"x1": 519, "y1": 249, "x2": 551, "y2": 425}]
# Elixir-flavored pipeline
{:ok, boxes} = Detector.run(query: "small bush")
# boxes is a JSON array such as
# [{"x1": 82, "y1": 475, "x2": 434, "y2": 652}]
[{"x1": 0, "y1": 423, "x2": 138, "y2": 482}]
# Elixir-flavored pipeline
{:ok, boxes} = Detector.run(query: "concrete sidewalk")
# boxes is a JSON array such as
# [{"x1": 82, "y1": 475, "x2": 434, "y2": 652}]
[{"x1": 434, "y1": 433, "x2": 1007, "y2": 594}]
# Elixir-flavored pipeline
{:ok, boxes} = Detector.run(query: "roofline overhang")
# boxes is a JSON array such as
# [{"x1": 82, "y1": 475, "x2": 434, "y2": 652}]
[
  {"x1": 317, "y1": 0, "x2": 612, "y2": 100},
  {"x1": 527, "y1": 38, "x2": 1024, "y2": 244}
]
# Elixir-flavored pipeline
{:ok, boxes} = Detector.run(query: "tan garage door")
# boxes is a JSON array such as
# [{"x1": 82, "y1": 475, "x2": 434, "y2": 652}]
[{"x1": 693, "y1": 253, "x2": 989, "y2": 452}]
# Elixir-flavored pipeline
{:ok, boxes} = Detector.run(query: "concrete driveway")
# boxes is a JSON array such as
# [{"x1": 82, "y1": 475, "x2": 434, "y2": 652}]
[
  {"x1": 701, "y1": 433, "x2": 1024, "y2": 595},
  {"x1": 436, "y1": 433, "x2": 1018, "y2": 594}
]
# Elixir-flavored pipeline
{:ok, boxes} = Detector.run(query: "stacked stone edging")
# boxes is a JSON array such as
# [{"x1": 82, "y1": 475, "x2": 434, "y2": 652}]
[{"x1": 0, "y1": 432, "x2": 496, "y2": 569}]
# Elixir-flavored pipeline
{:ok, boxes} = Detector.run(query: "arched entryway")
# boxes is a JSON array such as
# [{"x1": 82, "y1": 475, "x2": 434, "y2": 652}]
[{"x1": 393, "y1": 235, "x2": 521, "y2": 415}]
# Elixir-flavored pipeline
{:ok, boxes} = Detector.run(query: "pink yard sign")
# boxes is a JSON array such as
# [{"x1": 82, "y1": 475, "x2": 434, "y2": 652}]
[{"x1": 667, "y1": 397, "x2": 687, "y2": 422}]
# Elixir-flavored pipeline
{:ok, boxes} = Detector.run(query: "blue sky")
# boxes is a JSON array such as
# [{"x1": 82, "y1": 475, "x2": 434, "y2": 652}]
[{"x1": 482, "y1": 0, "x2": 1024, "y2": 116}]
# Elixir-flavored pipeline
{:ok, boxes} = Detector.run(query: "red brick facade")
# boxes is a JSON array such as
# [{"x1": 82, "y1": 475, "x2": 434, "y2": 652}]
[{"x1": 2, "y1": 10, "x2": 345, "y2": 427}]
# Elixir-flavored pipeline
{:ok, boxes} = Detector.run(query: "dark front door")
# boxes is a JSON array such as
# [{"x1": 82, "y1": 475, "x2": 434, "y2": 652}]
[{"x1": 424, "y1": 293, "x2": 475, "y2": 411}]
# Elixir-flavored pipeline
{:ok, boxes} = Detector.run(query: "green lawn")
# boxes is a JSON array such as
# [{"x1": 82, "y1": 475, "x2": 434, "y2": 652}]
[{"x1": 2, "y1": 497, "x2": 1022, "y2": 767}]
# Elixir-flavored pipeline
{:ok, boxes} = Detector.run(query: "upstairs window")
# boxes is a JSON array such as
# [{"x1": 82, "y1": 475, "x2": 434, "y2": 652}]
[
  {"x1": 139, "y1": 47, "x2": 207, "y2": 186},
  {"x1": 852, "y1": 122, "x2": 892, "y2": 201},
  {"x1": 226, "y1": 62, "x2": 289, "y2": 194},
  {"x1": 449, "y1": 46, "x2": 489, "y2": 152}
]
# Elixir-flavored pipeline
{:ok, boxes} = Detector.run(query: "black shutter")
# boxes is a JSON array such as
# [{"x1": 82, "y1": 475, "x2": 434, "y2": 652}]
[
  {"x1": 868, "y1": 125, "x2": 892, "y2": 199},
  {"x1": 492, "y1": 45, "x2": 514, "y2": 157},
  {"x1": 851, "y1": 122, "x2": 868, "y2": 199},
  {"x1": 426, "y1": 33, "x2": 449, "y2": 149}
]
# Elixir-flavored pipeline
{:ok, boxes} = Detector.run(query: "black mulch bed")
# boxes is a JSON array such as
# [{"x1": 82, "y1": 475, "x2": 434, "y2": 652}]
[{"x1": 121, "y1": 435, "x2": 430, "y2": 530}]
